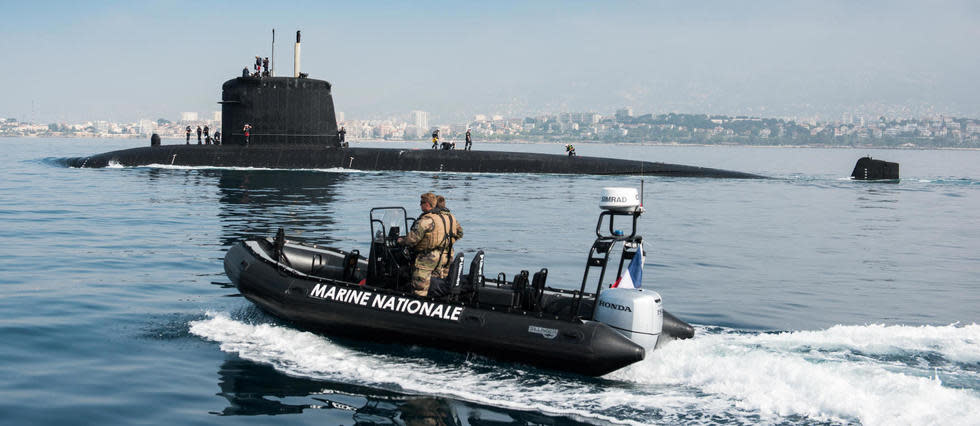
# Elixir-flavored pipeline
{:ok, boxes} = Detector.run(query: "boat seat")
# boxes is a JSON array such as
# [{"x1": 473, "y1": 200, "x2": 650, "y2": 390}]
[
  {"x1": 446, "y1": 253, "x2": 466, "y2": 299},
  {"x1": 512, "y1": 270, "x2": 530, "y2": 309},
  {"x1": 461, "y1": 250, "x2": 485, "y2": 302},
  {"x1": 525, "y1": 268, "x2": 547, "y2": 311},
  {"x1": 341, "y1": 250, "x2": 360, "y2": 282},
  {"x1": 429, "y1": 253, "x2": 465, "y2": 299},
  {"x1": 511, "y1": 268, "x2": 546, "y2": 312}
]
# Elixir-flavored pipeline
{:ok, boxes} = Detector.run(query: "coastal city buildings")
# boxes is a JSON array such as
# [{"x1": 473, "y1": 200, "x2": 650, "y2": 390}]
[{"x1": 3, "y1": 109, "x2": 979, "y2": 148}]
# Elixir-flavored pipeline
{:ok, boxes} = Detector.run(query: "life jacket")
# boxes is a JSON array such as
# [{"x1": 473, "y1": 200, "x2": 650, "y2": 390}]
[{"x1": 413, "y1": 208, "x2": 460, "y2": 253}]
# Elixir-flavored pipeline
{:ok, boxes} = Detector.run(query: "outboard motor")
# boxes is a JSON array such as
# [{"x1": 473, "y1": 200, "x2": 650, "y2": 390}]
[{"x1": 594, "y1": 288, "x2": 664, "y2": 350}]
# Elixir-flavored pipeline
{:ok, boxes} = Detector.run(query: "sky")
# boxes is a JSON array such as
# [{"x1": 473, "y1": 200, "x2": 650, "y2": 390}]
[{"x1": 2, "y1": 0, "x2": 979, "y2": 124}]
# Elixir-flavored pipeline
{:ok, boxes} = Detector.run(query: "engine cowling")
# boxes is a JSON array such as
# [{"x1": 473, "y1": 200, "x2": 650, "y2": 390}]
[{"x1": 594, "y1": 288, "x2": 663, "y2": 350}]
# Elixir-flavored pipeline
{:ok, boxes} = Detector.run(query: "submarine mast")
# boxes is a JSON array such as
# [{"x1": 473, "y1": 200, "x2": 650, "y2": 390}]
[{"x1": 294, "y1": 31, "x2": 301, "y2": 78}]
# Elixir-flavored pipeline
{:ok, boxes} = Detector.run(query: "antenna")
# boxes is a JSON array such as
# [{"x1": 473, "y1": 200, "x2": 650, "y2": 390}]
[
  {"x1": 271, "y1": 29, "x2": 275, "y2": 77},
  {"x1": 640, "y1": 179, "x2": 644, "y2": 207}
]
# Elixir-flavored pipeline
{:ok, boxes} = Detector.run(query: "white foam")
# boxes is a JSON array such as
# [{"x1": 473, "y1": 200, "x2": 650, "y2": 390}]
[
  {"x1": 731, "y1": 323, "x2": 980, "y2": 364},
  {"x1": 189, "y1": 313, "x2": 655, "y2": 424},
  {"x1": 190, "y1": 313, "x2": 980, "y2": 425},
  {"x1": 610, "y1": 324, "x2": 980, "y2": 425}
]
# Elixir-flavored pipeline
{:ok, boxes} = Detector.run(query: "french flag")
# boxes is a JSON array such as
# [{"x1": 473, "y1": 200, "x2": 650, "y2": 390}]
[{"x1": 612, "y1": 245, "x2": 643, "y2": 289}]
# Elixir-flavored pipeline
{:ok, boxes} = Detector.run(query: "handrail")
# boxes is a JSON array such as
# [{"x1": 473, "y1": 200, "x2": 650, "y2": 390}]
[{"x1": 574, "y1": 209, "x2": 645, "y2": 320}]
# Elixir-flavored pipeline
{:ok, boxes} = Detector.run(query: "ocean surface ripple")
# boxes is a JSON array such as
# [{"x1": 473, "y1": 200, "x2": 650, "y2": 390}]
[{"x1": 2, "y1": 138, "x2": 978, "y2": 425}]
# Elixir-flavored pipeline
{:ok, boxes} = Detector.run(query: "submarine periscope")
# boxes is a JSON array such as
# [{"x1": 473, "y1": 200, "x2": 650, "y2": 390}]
[{"x1": 66, "y1": 32, "x2": 763, "y2": 178}]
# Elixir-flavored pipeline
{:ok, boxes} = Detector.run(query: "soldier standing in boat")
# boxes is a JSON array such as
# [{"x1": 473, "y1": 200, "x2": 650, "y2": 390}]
[
  {"x1": 185, "y1": 125, "x2": 191, "y2": 144},
  {"x1": 432, "y1": 195, "x2": 459, "y2": 278},
  {"x1": 196, "y1": 125, "x2": 202, "y2": 144},
  {"x1": 243, "y1": 124, "x2": 252, "y2": 145},
  {"x1": 464, "y1": 129, "x2": 472, "y2": 150},
  {"x1": 431, "y1": 129, "x2": 439, "y2": 149},
  {"x1": 203, "y1": 125, "x2": 210, "y2": 144},
  {"x1": 398, "y1": 192, "x2": 463, "y2": 297}
]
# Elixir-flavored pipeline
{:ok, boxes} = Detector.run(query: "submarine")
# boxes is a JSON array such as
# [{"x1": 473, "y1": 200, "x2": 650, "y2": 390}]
[
  {"x1": 66, "y1": 31, "x2": 763, "y2": 178},
  {"x1": 224, "y1": 187, "x2": 695, "y2": 376}
]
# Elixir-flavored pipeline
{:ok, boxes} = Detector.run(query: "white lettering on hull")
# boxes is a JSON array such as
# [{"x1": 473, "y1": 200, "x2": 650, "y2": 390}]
[{"x1": 308, "y1": 284, "x2": 463, "y2": 321}]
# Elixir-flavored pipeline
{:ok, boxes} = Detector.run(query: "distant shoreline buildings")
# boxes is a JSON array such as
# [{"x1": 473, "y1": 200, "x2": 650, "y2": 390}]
[
  {"x1": 337, "y1": 109, "x2": 980, "y2": 148},
  {"x1": 3, "y1": 109, "x2": 979, "y2": 148}
]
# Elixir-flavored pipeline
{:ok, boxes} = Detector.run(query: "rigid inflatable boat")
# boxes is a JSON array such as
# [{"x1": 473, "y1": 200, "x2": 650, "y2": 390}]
[{"x1": 224, "y1": 188, "x2": 694, "y2": 376}]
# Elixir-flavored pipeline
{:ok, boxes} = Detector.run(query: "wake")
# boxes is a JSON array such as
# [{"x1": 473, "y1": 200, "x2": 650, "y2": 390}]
[{"x1": 190, "y1": 313, "x2": 980, "y2": 425}]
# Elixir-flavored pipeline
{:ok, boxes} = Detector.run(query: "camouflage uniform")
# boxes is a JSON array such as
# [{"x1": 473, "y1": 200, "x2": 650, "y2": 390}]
[{"x1": 402, "y1": 208, "x2": 463, "y2": 296}]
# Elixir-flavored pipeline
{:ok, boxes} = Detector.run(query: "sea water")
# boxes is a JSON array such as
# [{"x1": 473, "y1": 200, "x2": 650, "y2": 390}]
[{"x1": 1, "y1": 137, "x2": 978, "y2": 425}]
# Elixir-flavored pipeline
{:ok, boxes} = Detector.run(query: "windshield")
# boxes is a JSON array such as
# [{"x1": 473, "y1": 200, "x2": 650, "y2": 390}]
[{"x1": 380, "y1": 208, "x2": 407, "y2": 236}]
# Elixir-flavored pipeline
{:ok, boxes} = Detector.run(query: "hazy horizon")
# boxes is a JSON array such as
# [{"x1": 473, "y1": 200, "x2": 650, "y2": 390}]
[{"x1": 3, "y1": 1, "x2": 979, "y2": 124}]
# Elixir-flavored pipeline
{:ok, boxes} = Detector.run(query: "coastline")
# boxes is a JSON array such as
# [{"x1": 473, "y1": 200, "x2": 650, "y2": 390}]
[
  {"x1": 344, "y1": 138, "x2": 980, "y2": 151},
  {"x1": 6, "y1": 135, "x2": 978, "y2": 151}
]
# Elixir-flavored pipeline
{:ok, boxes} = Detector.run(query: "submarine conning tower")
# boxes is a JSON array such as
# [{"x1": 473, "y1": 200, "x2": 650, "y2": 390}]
[{"x1": 220, "y1": 76, "x2": 341, "y2": 147}]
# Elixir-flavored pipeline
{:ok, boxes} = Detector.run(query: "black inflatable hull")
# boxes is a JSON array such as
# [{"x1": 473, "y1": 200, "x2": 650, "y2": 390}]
[
  {"x1": 662, "y1": 310, "x2": 695, "y2": 340},
  {"x1": 65, "y1": 144, "x2": 765, "y2": 178},
  {"x1": 224, "y1": 240, "x2": 646, "y2": 376}
]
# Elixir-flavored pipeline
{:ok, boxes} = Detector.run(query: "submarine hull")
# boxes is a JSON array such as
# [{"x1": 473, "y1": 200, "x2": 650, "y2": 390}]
[{"x1": 65, "y1": 144, "x2": 764, "y2": 178}]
